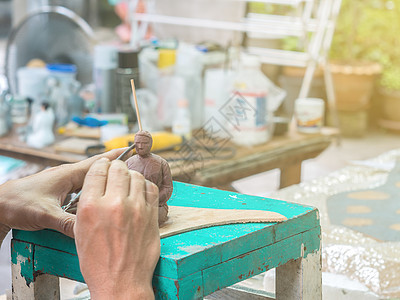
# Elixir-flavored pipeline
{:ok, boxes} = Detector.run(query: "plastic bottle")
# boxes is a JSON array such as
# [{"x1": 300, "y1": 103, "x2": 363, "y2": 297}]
[
  {"x1": 176, "y1": 46, "x2": 203, "y2": 129},
  {"x1": 93, "y1": 45, "x2": 118, "y2": 113},
  {"x1": 157, "y1": 49, "x2": 185, "y2": 128},
  {"x1": 46, "y1": 64, "x2": 77, "y2": 126},
  {"x1": 229, "y1": 55, "x2": 272, "y2": 146},
  {"x1": 172, "y1": 98, "x2": 191, "y2": 139},
  {"x1": 116, "y1": 49, "x2": 140, "y2": 124},
  {"x1": 203, "y1": 68, "x2": 234, "y2": 137}
]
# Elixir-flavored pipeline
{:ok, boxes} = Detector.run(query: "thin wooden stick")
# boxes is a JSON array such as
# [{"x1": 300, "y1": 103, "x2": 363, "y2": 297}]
[{"x1": 130, "y1": 79, "x2": 142, "y2": 131}]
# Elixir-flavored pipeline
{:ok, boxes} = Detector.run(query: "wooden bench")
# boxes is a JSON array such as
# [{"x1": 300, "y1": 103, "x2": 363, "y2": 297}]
[{"x1": 11, "y1": 182, "x2": 321, "y2": 299}]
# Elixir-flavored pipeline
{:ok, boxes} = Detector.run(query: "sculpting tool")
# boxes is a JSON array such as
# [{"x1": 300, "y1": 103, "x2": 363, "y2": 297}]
[
  {"x1": 130, "y1": 79, "x2": 142, "y2": 131},
  {"x1": 62, "y1": 142, "x2": 136, "y2": 211}
]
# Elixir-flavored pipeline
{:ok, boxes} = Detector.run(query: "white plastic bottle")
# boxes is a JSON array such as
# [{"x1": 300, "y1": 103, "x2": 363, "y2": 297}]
[
  {"x1": 172, "y1": 99, "x2": 192, "y2": 139},
  {"x1": 229, "y1": 55, "x2": 271, "y2": 146}
]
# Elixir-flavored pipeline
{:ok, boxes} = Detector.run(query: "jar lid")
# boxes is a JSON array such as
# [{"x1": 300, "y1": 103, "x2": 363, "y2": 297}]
[
  {"x1": 47, "y1": 64, "x2": 77, "y2": 73},
  {"x1": 118, "y1": 50, "x2": 139, "y2": 69},
  {"x1": 158, "y1": 49, "x2": 176, "y2": 69}
]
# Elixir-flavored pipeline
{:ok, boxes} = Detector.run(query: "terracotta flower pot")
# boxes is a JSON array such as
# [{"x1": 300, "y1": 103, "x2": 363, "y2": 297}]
[
  {"x1": 330, "y1": 61, "x2": 382, "y2": 111},
  {"x1": 378, "y1": 88, "x2": 400, "y2": 131}
]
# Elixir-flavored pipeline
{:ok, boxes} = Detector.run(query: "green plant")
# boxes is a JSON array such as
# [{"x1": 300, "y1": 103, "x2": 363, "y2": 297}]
[{"x1": 330, "y1": 0, "x2": 400, "y2": 90}]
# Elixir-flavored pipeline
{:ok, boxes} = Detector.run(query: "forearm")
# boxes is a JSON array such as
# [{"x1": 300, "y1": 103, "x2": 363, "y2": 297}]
[
  {"x1": 0, "y1": 185, "x2": 11, "y2": 247},
  {"x1": 0, "y1": 224, "x2": 10, "y2": 247}
]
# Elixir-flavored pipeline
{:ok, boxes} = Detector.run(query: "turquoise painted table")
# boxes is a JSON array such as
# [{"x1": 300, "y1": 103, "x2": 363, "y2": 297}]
[{"x1": 11, "y1": 182, "x2": 321, "y2": 299}]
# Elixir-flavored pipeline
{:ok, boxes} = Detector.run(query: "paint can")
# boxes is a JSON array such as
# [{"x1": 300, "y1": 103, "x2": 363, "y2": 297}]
[{"x1": 294, "y1": 98, "x2": 324, "y2": 133}]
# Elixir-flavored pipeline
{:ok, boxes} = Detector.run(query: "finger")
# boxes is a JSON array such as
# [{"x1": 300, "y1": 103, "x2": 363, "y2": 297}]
[
  {"x1": 45, "y1": 210, "x2": 76, "y2": 238},
  {"x1": 145, "y1": 180, "x2": 159, "y2": 224},
  {"x1": 68, "y1": 148, "x2": 128, "y2": 190},
  {"x1": 145, "y1": 180, "x2": 159, "y2": 208},
  {"x1": 104, "y1": 160, "x2": 130, "y2": 201},
  {"x1": 80, "y1": 158, "x2": 110, "y2": 204},
  {"x1": 128, "y1": 170, "x2": 146, "y2": 205}
]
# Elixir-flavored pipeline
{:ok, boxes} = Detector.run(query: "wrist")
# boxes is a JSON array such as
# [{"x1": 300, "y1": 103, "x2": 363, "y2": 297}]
[{"x1": 90, "y1": 282, "x2": 154, "y2": 300}]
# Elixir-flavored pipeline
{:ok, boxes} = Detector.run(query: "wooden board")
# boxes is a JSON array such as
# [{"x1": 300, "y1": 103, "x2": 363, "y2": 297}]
[
  {"x1": 160, "y1": 206, "x2": 287, "y2": 238},
  {"x1": 62, "y1": 126, "x2": 101, "y2": 139},
  {"x1": 53, "y1": 138, "x2": 100, "y2": 155}
]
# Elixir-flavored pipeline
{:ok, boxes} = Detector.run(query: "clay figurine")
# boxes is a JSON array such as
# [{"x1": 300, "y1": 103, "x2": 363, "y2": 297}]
[
  {"x1": 126, "y1": 130, "x2": 173, "y2": 225},
  {"x1": 26, "y1": 102, "x2": 55, "y2": 149}
]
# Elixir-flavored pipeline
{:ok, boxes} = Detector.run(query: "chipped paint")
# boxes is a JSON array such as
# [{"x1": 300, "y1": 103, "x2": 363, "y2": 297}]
[
  {"x1": 11, "y1": 243, "x2": 34, "y2": 286},
  {"x1": 301, "y1": 243, "x2": 305, "y2": 257}
]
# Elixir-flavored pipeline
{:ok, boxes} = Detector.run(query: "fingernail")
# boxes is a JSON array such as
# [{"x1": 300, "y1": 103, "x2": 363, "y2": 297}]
[{"x1": 99, "y1": 157, "x2": 109, "y2": 162}]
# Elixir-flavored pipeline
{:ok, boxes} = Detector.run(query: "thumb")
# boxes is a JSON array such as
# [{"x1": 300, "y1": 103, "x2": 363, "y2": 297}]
[{"x1": 47, "y1": 210, "x2": 76, "y2": 238}]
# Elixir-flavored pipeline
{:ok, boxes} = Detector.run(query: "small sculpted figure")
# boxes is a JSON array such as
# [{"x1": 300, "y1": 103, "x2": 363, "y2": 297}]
[
  {"x1": 126, "y1": 130, "x2": 173, "y2": 225},
  {"x1": 27, "y1": 102, "x2": 55, "y2": 149}
]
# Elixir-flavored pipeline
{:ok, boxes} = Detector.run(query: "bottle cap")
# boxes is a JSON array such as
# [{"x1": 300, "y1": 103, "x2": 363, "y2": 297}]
[
  {"x1": 47, "y1": 64, "x2": 77, "y2": 73},
  {"x1": 158, "y1": 49, "x2": 176, "y2": 69},
  {"x1": 118, "y1": 49, "x2": 139, "y2": 69}
]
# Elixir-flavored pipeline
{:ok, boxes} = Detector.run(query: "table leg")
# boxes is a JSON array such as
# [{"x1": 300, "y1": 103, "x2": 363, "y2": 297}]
[
  {"x1": 279, "y1": 162, "x2": 302, "y2": 189},
  {"x1": 275, "y1": 249, "x2": 321, "y2": 300},
  {"x1": 11, "y1": 239, "x2": 60, "y2": 300}
]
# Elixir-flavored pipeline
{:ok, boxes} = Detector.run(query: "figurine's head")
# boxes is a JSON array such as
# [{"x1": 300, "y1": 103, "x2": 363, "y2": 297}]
[
  {"x1": 134, "y1": 130, "x2": 153, "y2": 157},
  {"x1": 41, "y1": 102, "x2": 50, "y2": 111}
]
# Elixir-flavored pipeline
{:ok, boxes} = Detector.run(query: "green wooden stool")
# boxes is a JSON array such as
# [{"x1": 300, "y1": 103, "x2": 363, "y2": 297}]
[{"x1": 11, "y1": 182, "x2": 321, "y2": 299}]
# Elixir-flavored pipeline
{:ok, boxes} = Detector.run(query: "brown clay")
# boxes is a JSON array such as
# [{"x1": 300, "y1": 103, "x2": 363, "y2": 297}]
[{"x1": 126, "y1": 131, "x2": 173, "y2": 225}]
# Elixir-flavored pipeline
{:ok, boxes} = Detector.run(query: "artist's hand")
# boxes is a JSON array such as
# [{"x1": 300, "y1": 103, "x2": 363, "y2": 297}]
[
  {"x1": 0, "y1": 148, "x2": 127, "y2": 245},
  {"x1": 74, "y1": 159, "x2": 160, "y2": 300}
]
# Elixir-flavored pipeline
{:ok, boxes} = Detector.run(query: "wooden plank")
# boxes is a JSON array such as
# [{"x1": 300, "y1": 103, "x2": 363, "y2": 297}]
[
  {"x1": 34, "y1": 245, "x2": 84, "y2": 283},
  {"x1": 159, "y1": 206, "x2": 287, "y2": 238},
  {"x1": 202, "y1": 226, "x2": 321, "y2": 296},
  {"x1": 53, "y1": 138, "x2": 100, "y2": 155},
  {"x1": 61, "y1": 126, "x2": 101, "y2": 139},
  {"x1": 280, "y1": 161, "x2": 301, "y2": 188}
]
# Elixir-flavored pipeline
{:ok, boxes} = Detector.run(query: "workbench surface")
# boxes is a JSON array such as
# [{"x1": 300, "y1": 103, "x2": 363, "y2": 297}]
[{"x1": 0, "y1": 127, "x2": 338, "y2": 190}]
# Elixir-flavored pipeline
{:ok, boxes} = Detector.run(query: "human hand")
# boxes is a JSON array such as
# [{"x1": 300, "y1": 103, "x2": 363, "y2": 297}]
[
  {"x1": 0, "y1": 148, "x2": 128, "y2": 245},
  {"x1": 74, "y1": 159, "x2": 160, "y2": 300}
]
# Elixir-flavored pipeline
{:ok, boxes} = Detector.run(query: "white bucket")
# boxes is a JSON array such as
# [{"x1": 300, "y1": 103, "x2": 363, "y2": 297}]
[{"x1": 294, "y1": 98, "x2": 325, "y2": 133}]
